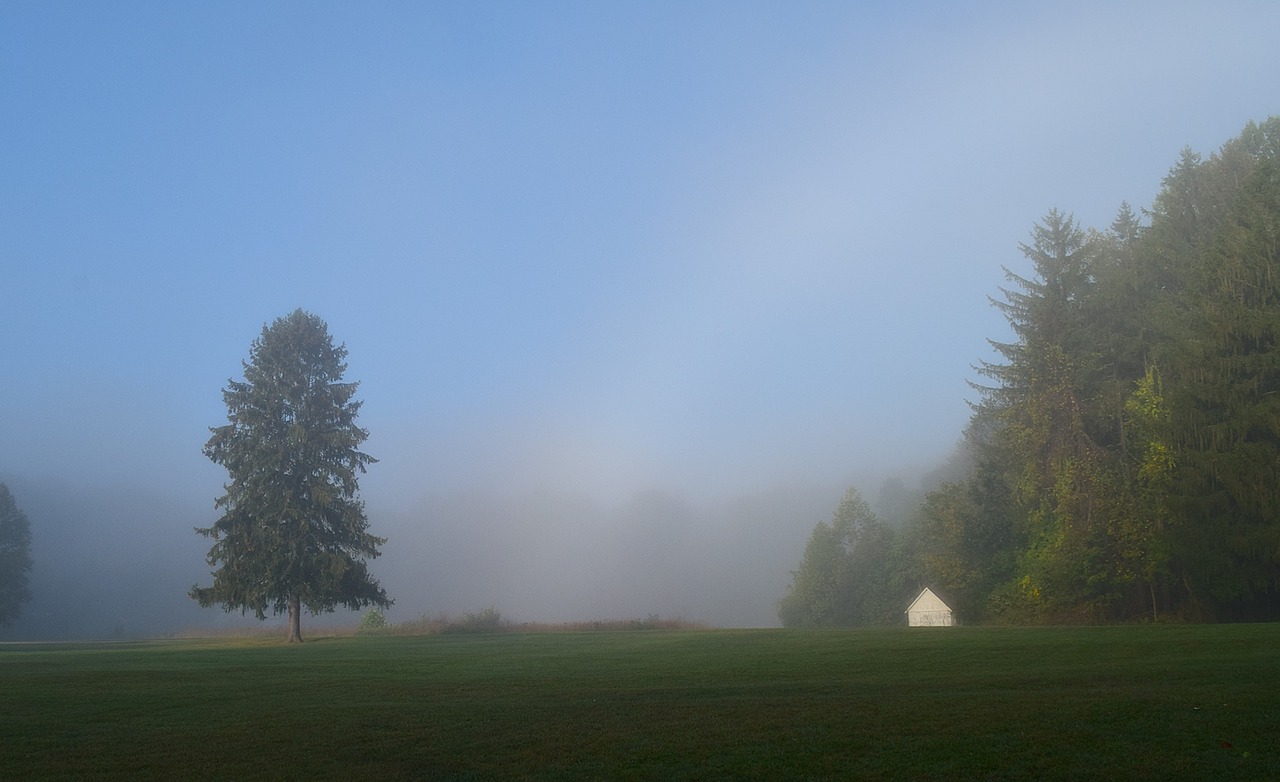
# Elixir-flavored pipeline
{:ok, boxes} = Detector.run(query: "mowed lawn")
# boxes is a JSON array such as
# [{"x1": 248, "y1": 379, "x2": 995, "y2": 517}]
[{"x1": 2, "y1": 624, "x2": 1277, "y2": 780}]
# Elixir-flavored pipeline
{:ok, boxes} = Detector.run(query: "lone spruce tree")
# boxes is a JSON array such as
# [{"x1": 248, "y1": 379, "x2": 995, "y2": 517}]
[{"x1": 191, "y1": 309, "x2": 390, "y2": 642}]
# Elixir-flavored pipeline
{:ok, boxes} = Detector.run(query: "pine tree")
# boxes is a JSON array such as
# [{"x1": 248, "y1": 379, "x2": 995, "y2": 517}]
[
  {"x1": 190, "y1": 310, "x2": 391, "y2": 642},
  {"x1": 977, "y1": 210, "x2": 1120, "y2": 620}
]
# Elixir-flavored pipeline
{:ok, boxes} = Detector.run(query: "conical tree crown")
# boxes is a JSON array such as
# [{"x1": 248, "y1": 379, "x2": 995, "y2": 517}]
[{"x1": 191, "y1": 309, "x2": 390, "y2": 627}]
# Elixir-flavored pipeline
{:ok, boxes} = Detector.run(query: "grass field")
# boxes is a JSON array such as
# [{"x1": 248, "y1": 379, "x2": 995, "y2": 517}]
[{"x1": 2, "y1": 624, "x2": 1277, "y2": 780}]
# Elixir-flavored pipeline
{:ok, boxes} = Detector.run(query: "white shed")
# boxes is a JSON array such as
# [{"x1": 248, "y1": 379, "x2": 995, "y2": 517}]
[{"x1": 906, "y1": 587, "x2": 954, "y2": 627}]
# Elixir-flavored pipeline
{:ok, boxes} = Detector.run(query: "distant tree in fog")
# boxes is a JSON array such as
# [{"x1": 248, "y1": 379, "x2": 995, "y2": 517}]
[
  {"x1": 777, "y1": 487, "x2": 900, "y2": 627},
  {"x1": 190, "y1": 309, "x2": 391, "y2": 642},
  {"x1": 0, "y1": 482, "x2": 33, "y2": 627}
]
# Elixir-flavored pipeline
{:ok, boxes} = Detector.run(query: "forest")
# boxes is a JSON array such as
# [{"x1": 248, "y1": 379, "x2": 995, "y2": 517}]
[{"x1": 780, "y1": 117, "x2": 1280, "y2": 626}]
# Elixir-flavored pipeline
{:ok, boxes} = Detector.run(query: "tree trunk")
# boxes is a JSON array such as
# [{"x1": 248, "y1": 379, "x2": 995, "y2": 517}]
[{"x1": 287, "y1": 594, "x2": 303, "y2": 643}]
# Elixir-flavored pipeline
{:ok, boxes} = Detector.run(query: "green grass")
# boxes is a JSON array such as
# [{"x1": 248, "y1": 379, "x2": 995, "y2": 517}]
[{"x1": 2, "y1": 625, "x2": 1278, "y2": 780}]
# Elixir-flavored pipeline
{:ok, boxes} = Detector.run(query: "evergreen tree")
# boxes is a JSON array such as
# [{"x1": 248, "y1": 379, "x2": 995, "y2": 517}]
[
  {"x1": 1081, "y1": 203, "x2": 1184, "y2": 619},
  {"x1": 1113, "y1": 366, "x2": 1175, "y2": 619},
  {"x1": 1089, "y1": 202, "x2": 1152, "y2": 431},
  {"x1": 837, "y1": 490, "x2": 898, "y2": 625},
  {"x1": 191, "y1": 310, "x2": 391, "y2": 642},
  {"x1": 977, "y1": 210, "x2": 1123, "y2": 620},
  {"x1": 0, "y1": 483, "x2": 33, "y2": 627}
]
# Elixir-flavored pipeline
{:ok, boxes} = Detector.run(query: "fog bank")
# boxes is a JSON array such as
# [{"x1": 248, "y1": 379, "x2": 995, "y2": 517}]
[{"x1": 3, "y1": 470, "x2": 922, "y2": 639}]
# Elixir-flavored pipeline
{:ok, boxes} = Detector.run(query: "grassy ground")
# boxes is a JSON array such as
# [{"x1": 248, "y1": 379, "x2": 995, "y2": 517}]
[{"x1": 2, "y1": 624, "x2": 1277, "y2": 780}]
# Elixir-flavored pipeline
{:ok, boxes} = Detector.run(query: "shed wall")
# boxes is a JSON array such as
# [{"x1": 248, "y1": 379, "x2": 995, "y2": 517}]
[{"x1": 908, "y1": 609, "x2": 953, "y2": 627}]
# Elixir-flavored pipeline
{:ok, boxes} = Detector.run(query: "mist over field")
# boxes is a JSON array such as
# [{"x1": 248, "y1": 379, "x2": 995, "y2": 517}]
[
  {"x1": 2, "y1": 470, "x2": 935, "y2": 637},
  {"x1": 4, "y1": 3, "x2": 1279, "y2": 638}
]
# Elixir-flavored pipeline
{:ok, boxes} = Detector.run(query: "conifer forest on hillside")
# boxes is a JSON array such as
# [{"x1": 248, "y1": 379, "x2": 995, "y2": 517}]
[{"x1": 781, "y1": 118, "x2": 1280, "y2": 626}]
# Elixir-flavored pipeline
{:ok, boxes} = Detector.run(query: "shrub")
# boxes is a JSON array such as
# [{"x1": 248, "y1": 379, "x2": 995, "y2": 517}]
[{"x1": 357, "y1": 608, "x2": 388, "y2": 634}]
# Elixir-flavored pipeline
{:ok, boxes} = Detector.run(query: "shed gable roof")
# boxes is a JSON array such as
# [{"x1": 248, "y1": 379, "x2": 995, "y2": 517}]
[{"x1": 905, "y1": 587, "x2": 952, "y2": 614}]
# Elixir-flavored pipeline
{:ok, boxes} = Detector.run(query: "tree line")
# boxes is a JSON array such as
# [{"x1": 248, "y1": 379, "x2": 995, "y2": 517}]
[{"x1": 780, "y1": 117, "x2": 1280, "y2": 626}]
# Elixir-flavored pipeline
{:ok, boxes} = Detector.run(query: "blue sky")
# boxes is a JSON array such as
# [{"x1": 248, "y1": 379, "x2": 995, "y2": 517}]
[{"x1": 5, "y1": 1, "x2": 1280, "y2": 510}]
